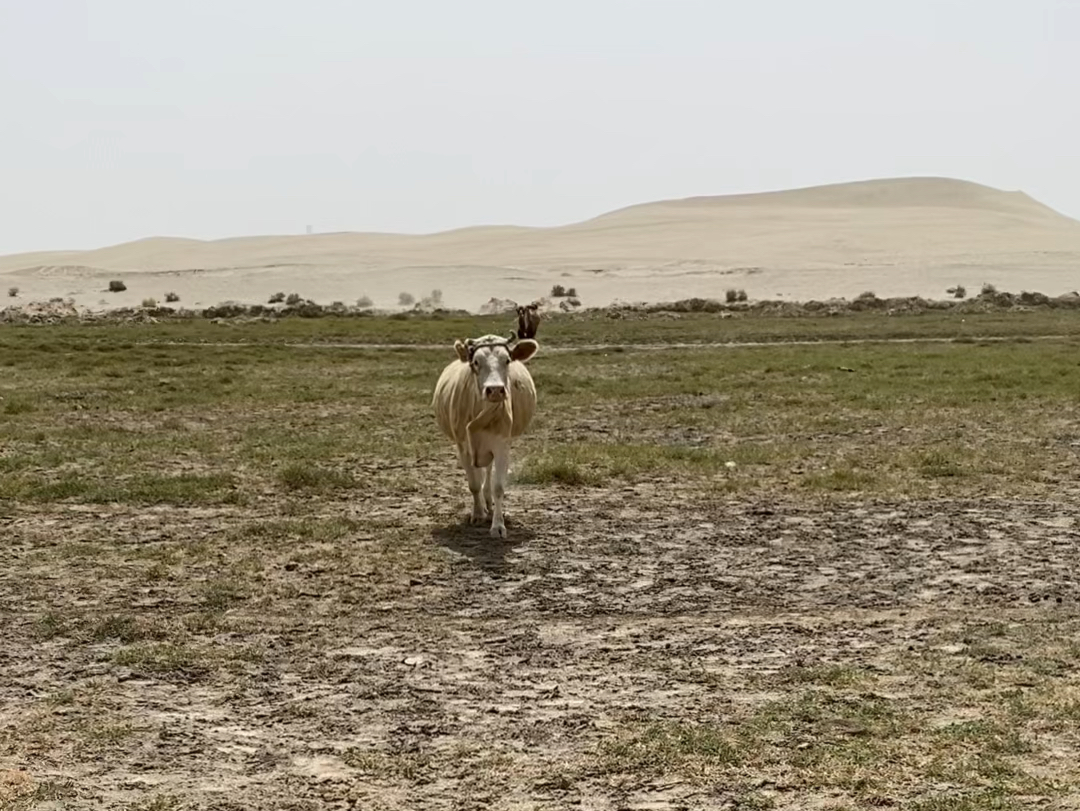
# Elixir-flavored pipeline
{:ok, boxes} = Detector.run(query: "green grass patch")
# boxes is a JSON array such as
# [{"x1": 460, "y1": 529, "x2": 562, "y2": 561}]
[
  {"x1": 0, "y1": 471, "x2": 240, "y2": 505},
  {"x1": 108, "y1": 641, "x2": 260, "y2": 681},
  {"x1": 514, "y1": 455, "x2": 604, "y2": 486},
  {"x1": 803, "y1": 467, "x2": 879, "y2": 492},
  {"x1": 32, "y1": 611, "x2": 70, "y2": 641},
  {"x1": 917, "y1": 449, "x2": 968, "y2": 478},
  {"x1": 768, "y1": 664, "x2": 870, "y2": 687},
  {"x1": 2, "y1": 397, "x2": 36, "y2": 415},
  {"x1": 516, "y1": 443, "x2": 754, "y2": 485},
  {"x1": 3, "y1": 304, "x2": 1079, "y2": 349},
  {"x1": 276, "y1": 462, "x2": 358, "y2": 492},
  {"x1": 598, "y1": 722, "x2": 744, "y2": 778},
  {"x1": 88, "y1": 614, "x2": 163, "y2": 644}
]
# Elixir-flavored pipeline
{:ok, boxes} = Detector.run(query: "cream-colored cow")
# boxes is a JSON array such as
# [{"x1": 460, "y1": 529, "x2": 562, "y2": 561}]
[{"x1": 432, "y1": 332, "x2": 538, "y2": 538}]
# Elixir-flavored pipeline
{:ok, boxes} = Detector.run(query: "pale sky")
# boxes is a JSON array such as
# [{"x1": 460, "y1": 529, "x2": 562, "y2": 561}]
[{"x1": 0, "y1": 0, "x2": 1077, "y2": 255}]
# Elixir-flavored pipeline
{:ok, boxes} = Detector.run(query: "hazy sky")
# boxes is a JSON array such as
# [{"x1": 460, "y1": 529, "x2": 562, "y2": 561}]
[{"x1": 1, "y1": 0, "x2": 1076, "y2": 254}]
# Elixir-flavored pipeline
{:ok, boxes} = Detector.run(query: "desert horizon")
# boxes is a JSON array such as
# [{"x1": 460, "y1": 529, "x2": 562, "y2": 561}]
[{"x1": 3, "y1": 175, "x2": 1080, "y2": 314}]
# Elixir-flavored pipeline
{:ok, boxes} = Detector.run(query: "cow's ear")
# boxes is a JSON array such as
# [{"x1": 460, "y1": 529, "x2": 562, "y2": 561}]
[
  {"x1": 454, "y1": 340, "x2": 469, "y2": 362},
  {"x1": 510, "y1": 339, "x2": 538, "y2": 363}
]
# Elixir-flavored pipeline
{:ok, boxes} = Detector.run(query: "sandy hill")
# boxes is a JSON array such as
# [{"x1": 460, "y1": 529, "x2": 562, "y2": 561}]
[
  {"x1": 604, "y1": 176, "x2": 1069, "y2": 217},
  {"x1": 3, "y1": 177, "x2": 1080, "y2": 312}
]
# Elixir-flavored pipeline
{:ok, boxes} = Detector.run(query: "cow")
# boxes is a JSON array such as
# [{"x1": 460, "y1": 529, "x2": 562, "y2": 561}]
[
  {"x1": 516, "y1": 302, "x2": 541, "y2": 340},
  {"x1": 432, "y1": 331, "x2": 539, "y2": 539}
]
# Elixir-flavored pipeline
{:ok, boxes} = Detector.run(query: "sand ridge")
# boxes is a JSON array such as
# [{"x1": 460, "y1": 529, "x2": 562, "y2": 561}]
[{"x1": 3, "y1": 177, "x2": 1080, "y2": 312}]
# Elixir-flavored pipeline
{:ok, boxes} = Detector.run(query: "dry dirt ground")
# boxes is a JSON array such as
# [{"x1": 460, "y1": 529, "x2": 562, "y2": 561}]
[{"x1": 2, "y1": 319, "x2": 1080, "y2": 810}]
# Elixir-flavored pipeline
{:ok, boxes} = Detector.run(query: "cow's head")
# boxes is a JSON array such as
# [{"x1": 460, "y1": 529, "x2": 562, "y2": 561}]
[{"x1": 454, "y1": 332, "x2": 538, "y2": 403}]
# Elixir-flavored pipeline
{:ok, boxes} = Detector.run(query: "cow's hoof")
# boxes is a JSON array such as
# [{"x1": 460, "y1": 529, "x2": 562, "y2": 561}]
[
  {"x1": 490, "y1": 524, "x2": 507, "y2": 540},
  {"x1": 470, "y1": 511, "x2": 489, "y2": 526}
]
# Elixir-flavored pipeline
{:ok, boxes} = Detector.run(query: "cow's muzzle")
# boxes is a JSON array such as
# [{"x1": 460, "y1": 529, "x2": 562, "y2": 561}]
[{"x1": 484, "y1": 384, "x2": 507, "y2": 402}]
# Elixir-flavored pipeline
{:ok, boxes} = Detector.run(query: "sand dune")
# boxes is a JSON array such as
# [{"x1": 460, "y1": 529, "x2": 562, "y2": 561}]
[
  {"x1": 604, "y1": 176, "x2": 1069, "y2": 216},
  {"x1": 3, "y1": 177, "x2": 1080, "y2": 312}
]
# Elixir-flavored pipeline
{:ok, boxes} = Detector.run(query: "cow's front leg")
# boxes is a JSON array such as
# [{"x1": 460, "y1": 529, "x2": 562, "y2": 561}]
[
  {"x1": 466, "y1": 463, "x2": 488, "y2": 524},
  {"x1": 489, "y1": 445, "x2": 511, "y2": 539},
  {"x1": 483, "y1": 467, "x2": 494, "y2": 516},
  {"x1": 458, "y1": 444, "x2": 488, "y2": 524}
]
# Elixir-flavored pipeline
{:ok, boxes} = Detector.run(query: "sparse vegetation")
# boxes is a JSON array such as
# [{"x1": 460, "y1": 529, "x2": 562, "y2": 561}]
[
  {"x1": 398, "y1": 291, "x2": 415, "y2": 306},
  {"x1": 277, "y1": 462, "x2": 357, "y2": 492},
  {"x1": 917, "y1": 449, "x2": 966, "y2": 478},
  {"x1": 550, "y1": 284, "x2": 580, "y2": 298},
  {"x1": 3, "y1": 397, "x2": 36, "y2": 415},
  {"x1": 111, "y1": 642, "x2": 213, "y2": 680},
  {"x1": 3, "y1": 286, "x2": 1079, "y2": 332},
  {"x1": 410, "y1": 288, "x2": 445, "y2": 310},
  {"x1": 1019, "y1": 290, "x2": 1051, "y2": 306},
  {"x1": 32, "y1": 611, "x2": 69, "y2": 641},
  {"x1": 89, "y1": 613, "x2": 153, "y2": 644},
  {"x1": 165, "y1": 291, "x2": 180, "y2": 303},
  {"x1": 268, "y1": 291, "x2": 286, "y2": 304},
  {"x1": 7, "y1": 286, "x2": 18, "y2": 297},
  {"x1": 948, "y1": 284, "x2": 967, "y2": 299},
  {"x1": 285, "y1": 292, "x2": 303, "y2": 306},
  {"x1": 2, "y1": 312, "x2": 1080, "y2": 806},
  {"x1": 725, "y1": 288, "x2": 748, "y2": 303},
  {"x1": 803, "y1": 467, "x2": 878, "y2": 492},
  {"x1": 515, "y1": 456, "x2": 601, "y2": 487},
  {"x1": 356, "y1": 295, "x2": 374, "y2": 308},
  {"x1": 108, "y1": 280, "x2": 127, "y2": 293},
  {"x1": 141, "y1": 297, "x2": 158, "y2": 309}
]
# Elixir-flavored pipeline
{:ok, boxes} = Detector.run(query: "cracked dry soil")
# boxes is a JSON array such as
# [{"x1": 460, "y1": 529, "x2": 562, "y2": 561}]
[{"x1": 3, "y1": 468, "x2": 1080, "y2": 809}]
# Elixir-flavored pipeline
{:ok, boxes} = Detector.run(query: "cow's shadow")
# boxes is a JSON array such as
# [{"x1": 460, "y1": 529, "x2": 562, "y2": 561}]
[{"x1": 431, "y1": 515, "x2": 536, "y2": 573}]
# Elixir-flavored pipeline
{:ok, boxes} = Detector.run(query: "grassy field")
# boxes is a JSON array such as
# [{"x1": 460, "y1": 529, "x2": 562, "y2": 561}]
[
  {"x1": 9, "y1": 304, "x2": 1080, "y2": 347},
  {"x1": 1, "y1": 310, "x2": 1079, "y2": 809}
]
